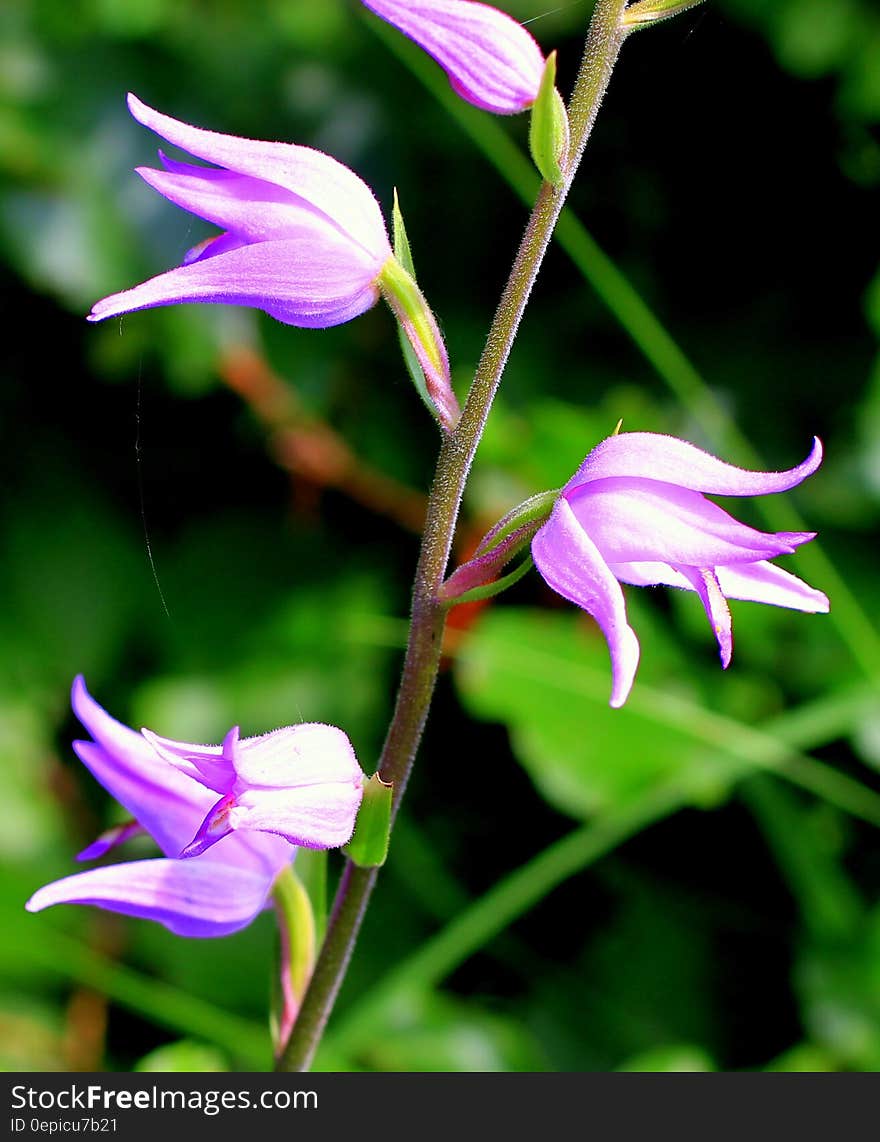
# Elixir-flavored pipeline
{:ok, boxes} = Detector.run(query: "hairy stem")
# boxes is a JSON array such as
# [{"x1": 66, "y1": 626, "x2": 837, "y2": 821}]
[{"x1": 275, "y1": 0, "x2": 630, "y2": 1072}]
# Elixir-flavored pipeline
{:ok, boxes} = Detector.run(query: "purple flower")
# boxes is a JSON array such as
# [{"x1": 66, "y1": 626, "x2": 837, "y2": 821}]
[
  {"x1": 26, "y1": 678, "x2": 364, "y2": 937},
  {"x1": 88, "y1": 94, "x2": 392, "y2": 329},
  {"x1": 88, "y1": 95, "x2": 460, "y2": 429},
  {"x1": 142, "y1": 721, "x2": 364, "y2": 858},
  {"x1": 362, "y1": 0, "x2": 545, "y2": 115},
  {"x1": 531, "y1": 434, "x2": 829, "y2": 708}
]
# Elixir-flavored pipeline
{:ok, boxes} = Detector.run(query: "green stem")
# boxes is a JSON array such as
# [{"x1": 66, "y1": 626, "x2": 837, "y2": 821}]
[{"x1": 275, "y1": 0, "x2": 631, "y2": 1072}]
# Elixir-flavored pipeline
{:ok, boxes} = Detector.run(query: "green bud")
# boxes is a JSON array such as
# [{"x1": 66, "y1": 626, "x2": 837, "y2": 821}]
[
  {"x1": 378, "y1": 210, "x2": 460, "y2": 431},
  {"x1": 344, "y1": 773, "x2": 393, "y2": 868},
  {"x1": 528, "y1": 52, "x2": 570, "y2": 187},
  {"x1": 622, "y1": 0, "x2": 707, "y2": 30}
]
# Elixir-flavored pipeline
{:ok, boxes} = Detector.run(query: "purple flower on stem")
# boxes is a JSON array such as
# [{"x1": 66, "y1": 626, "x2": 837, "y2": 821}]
[
  {"x1": 88, "y1": 94, "x2": 392, "y2": 330},
  {"x1": 26, "y1": 678, "x2": 363, "y2": 937},
  {"x1": 88, "y1": 95, "x2": 459, "y2": 429},
  {"x1": 531, "y1": 434, "x2": 829, "y2": 709},
  {"x1": 362, "y1": 0, "x2": 545, "y2": 115}
]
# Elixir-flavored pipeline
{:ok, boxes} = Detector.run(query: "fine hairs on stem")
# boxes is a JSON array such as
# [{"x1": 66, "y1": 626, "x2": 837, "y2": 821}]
[{"x1": 276, "y1": 0, "x2": 630, "y2": 1072}]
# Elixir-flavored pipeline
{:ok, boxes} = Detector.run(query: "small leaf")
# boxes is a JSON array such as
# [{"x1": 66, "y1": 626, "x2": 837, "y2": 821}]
[
  {"x1": 528, "y1": 52, "x2": 569, "y2": 186},
  {"x1": 622, "y1": 0, "x2": 707, "y2": 30},
  {"x1": 392, "y1": 188, "x2": 416, "y2": 278},
  {"x1": 390, "y1": 191, "x2": 434, "y2": 416},
  {"x1": 135, "y1": 1040, "x2": 228, "y2": 1072},
  {"x1": 345, "y1": 773, "x2": 393, "y2": 868}
]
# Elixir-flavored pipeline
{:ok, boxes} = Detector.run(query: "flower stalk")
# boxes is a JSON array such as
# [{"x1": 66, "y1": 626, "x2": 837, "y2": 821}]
[{"x1": 275, "y1": 0, "x2": 631, "y2": 1072}]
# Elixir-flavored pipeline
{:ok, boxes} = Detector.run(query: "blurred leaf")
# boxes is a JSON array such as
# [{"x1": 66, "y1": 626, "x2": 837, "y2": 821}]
[
  {"x1": 135, "y1": 1040, "x2": 229, "y2": 1072},
  {"x1": 765, "y1": 1041, "x2": 839, "y2": 1072},
  {"x1": 0, "y1": 474, "x2": 140, "y2": 690},
  {"x1": 796, "y1": 905, "x2": 880, "y2": 1070},
  {"x1": 0, "y1": 999, "x2": 65, "y2": 1071},
  {"x1": 617, "y1": 1043, "x2": 716, "y2": 1071},
  {"x1": 455, "y1": 607, "x2": 720, "y2": 817},
  {"x1": 353, "y1": 991, "x2": 546, "y2": 1072},
  {"x1": 0, "y1": 695, "x2": 67, "y2": 861}
]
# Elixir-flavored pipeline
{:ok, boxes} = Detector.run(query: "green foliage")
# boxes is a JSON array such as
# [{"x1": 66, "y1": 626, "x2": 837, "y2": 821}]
[
  {"x1": 135, "y1": 1040, "x2": 229, "y2": 1073},
  {"x1": 456, "y1": 608, "x2": 713, "y2": 815},
  {"x1": 1, "y1": 0, "x2": 878, "y2": 1073}
]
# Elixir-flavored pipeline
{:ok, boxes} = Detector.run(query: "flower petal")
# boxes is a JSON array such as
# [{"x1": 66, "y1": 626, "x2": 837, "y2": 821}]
[
  {"x1": 567, "y1": 434, "x2": 823, "y2": 497},
  {"x1": 76, "y1": 820, "x2": 145, "y2": 862},
  {"x1": 231, "y1": 780, "x2": 363, "y2": 849},
  {"x1": 261, "y1": 283, "x2": 380, "y2": 329},
  {"x1": 234, "y1": 724, "x2": 363, "y2": 789},
  {"x1": 568, "y1": 477, "x2": 815, "y2": 566},
  {"x1": 532, "y1": 497, "x2": 640, "y2": 708},
  {"x1": 362, "y1": 0, "x2": 545, "y2": 115},
  {"x1": 610, "y1": 558, "x2": 830, "y2": 614},
  {"x1": 26, "y1": 858, "x2": 274, "y2": 938},
  {"x1": 126, "y1": 94, "x2": 391, "y2": 261},
  {"x1": 183, "y1": 231, "x2": 248, "y2": 265},
  {"x1": 71, "y1": 677, "x2": 215, "y2": 858},
  {"x1": 607, "y1": 560, "x2": 691, "y2": 589},
  {"x1": 138, "y1": 160, "x2": 360, "y2": 249},
  {"x1": 140, "y1": 728, "x2": 232, "y2": 794},
  {"x1": 673, "y1": 565, "x2": 733, "y2": 668},
  {"x1": 87, "y1": 234, "x2": 382, "y2": 326},
  {"x1": 717, "y1": 560, "x2": 830, "y2": 613}
]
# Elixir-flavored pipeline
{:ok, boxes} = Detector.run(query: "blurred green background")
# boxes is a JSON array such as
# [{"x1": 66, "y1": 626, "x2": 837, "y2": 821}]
[{"x1": 2, "y1": 0, "x2": 880, "y2": 1072}]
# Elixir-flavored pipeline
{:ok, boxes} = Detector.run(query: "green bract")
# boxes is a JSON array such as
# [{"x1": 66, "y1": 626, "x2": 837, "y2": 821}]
[{"x1": 528, "y1": 53, "x2": 570, "y2": 187}]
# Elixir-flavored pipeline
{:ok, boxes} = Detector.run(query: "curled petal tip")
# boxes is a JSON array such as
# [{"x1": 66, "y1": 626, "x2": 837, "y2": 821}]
[
  {"x1": 126, "y1": 91, "x2": 149, "y2": 120},
  {"x1": 607, "y1": 626, "x2": 641, "y2": 708}
]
